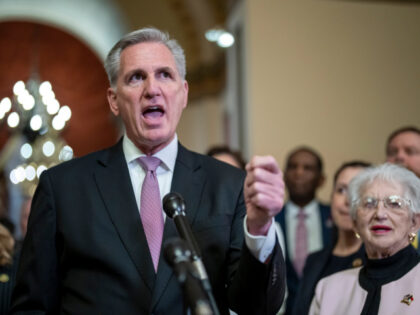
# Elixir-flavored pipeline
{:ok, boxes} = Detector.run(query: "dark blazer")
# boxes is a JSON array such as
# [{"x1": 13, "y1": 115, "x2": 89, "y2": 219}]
[
  {"x1": 275, "y1": 202, "x2": 332, "y2": 315},
  {"x1": 10, "y1": 140, "x2": 285, "y2": 315}
]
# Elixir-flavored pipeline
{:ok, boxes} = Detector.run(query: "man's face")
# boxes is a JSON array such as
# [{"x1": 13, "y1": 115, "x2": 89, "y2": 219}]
[
  {"x1": 284, "y1": 150, "x2": 324, "y2": 201},
  {"x1": 107, "y1": 42, "x2": 188, "y2": 154},
  {"x1": 386, "y1": 131, "x2": 420, "y2": 178}
]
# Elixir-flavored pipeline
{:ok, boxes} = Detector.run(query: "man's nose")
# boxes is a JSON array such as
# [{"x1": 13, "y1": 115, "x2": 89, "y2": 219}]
[
  {"x1": 295, "y1": 166, "x2": 305, "y2": 176},
  {"x1": 144, "y1": 77, "x2": 160, "y2": 98},
  {"x1": 394, "y1": 150, "x2": 408, "y2": 165}
]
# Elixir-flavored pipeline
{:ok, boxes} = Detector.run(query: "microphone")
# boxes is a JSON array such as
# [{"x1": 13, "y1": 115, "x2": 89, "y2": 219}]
[
  {"x1": 163, "y1": 192, "x2": 220, "y2": 315},
  {"x1": 163, "y1": 192, "x2": 202, "y2": 259},
  {"x1": 164, "y1": 238, "x2": 213, "y2": 315}
]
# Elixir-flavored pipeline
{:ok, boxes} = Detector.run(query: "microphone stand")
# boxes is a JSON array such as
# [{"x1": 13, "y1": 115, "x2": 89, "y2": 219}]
[
  {"x1": 163, "y1": 193, "x2": 221, "y2": 315},
  {"x1": 164, "y1": 238, "x2": 214, "y2": 315}
]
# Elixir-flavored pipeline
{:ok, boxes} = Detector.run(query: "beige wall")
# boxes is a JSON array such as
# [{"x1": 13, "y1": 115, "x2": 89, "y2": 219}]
[
  {"x1": 242, "y1": 0, "x2": 420, "y2": 201},
  {"x1": 178, "y1": 95, "x2": 225, "y2": 154}
]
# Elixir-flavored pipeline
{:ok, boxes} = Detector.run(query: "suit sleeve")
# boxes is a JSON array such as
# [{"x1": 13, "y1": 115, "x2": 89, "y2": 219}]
[
  {"x1": 227, "y1": 187, "x2": 286, "y2": 315},
  {"x1": 10, "y1": 171, "x2": 60, "y2": 314}
]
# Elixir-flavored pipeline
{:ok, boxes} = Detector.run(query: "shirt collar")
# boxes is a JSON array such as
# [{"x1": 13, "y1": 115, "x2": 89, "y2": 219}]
[
  {"x1": 122, "y1": 134, "x2": 178, "y2": 172},
  {"x1": 287, "y1": 199, "x2": 318, "y2": 216}
]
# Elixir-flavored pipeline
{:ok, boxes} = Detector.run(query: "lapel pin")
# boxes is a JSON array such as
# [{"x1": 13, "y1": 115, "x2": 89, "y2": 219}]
[
  {"x1": 0, "y1": 274, "x2": 9, "y2": 283},
  {"x1": 352, "y1": 258, "x2": 363, "y2": 268},
  {"x1": 401, "y1": 294, "x2": 414, "y2": 306}
]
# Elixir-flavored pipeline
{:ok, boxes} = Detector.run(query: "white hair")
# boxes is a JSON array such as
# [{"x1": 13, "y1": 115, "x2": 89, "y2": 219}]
[
  {"x1": 104, "y1": 27, "x2": 186, "y2": 88},
  {"x1": 348, "y1": 163, "x2": 420, "y2": 219}
]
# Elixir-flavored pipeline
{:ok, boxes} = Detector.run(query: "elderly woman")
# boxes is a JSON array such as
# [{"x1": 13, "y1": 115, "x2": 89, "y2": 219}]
[{"x1": 309, "y1": 163, "x2": 420, "y2": 315}]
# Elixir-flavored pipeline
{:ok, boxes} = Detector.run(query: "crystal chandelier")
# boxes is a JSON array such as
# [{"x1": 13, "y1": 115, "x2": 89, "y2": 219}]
[{"x1": 0, "y1": 74, "x2": 73, "y2": 196}]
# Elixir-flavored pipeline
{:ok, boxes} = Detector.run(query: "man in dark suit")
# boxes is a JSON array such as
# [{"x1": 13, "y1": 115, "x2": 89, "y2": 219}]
[
  {"x1": 275, "y1": 146, "x2": 332, "y2": 315},
  {"x1": 386, "y1": 126, "x2": 420, "y2": 253},
  {"x1": 10, "y1": 28, "x2": 286, "y2": 315}
]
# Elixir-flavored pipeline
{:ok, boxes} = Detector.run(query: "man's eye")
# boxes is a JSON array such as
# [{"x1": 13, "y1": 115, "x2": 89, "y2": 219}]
[
  {"x1": 160, "y1": 71, "x2": 172, "y2": 79},
  {"x1": 129, "y1": 73, "x2": 144, "y2": 82},
  {"x1": 386, "y1": 148, "x2": 398, "y2": 157},
  {"x1": 406, "y1": 147, "x2": 420, "y2": 156}
]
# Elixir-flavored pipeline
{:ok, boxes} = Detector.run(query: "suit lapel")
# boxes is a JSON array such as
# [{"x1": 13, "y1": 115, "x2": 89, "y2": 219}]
[
  {"x1": 93, "y1": 140, "x2": 155, "y2": 293},
  {"x1": 151, "y1": 143, "x2": 207, "y2": 309}
]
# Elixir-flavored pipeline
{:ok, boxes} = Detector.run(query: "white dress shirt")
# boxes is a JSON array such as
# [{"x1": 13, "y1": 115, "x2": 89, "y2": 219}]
[
  {"x1": 122, "y1": 134, "x2": 276, "y2": 263},
  {"x1": 285, "y1": 200, "x2": 323, "y2": 262}
]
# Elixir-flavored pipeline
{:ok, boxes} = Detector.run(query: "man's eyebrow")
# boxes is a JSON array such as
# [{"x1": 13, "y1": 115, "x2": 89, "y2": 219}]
[
  {"x1": 156, "y1": 66, "x2": 176, "y2": 73},
  {"x1": 125, "y1": 68, "x2": 145, "y2": 76}
]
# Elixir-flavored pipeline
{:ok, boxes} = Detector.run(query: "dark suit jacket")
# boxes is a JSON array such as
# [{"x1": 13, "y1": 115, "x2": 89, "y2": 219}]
[
  {"x1": 10, "y1": 140, "x2": 285, "y2": 315},
  {"x1": 275, "y1": 202, "x2": 332, "y2": 315}
]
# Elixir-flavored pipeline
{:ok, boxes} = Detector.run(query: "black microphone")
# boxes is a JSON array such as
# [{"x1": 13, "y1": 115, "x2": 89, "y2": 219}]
[
  {"x1": 164, "y1": 238, "x2": 213, "y2": 315},
  {"x1": 163, "y1": 192, "x2": 202, "y2": 259},
  {"x1": 163, "y1": 192, "x2": 220, "y2": 315}
]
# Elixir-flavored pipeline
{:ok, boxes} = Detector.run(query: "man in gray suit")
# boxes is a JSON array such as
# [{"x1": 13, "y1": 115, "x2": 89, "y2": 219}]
[{"x1": 11, "y1": 28, "x2": 286, "y2": 315}]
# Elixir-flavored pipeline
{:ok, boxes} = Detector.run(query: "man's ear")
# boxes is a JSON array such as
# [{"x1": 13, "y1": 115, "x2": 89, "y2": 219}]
[
  {"x1": 182, "y1": 80, "x2": 189, "y2": 109},
  {"x1": 107, "y1": 87, "x2": 119, "y2": 116},
  {"x1": 317, "y1": 174, "x2": 325, "y2": 188}
]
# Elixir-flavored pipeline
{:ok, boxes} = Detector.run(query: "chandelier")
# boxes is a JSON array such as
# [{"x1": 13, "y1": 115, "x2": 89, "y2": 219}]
[{"x1": 0, "y1": 74, "x2": 73, "y2": 196}]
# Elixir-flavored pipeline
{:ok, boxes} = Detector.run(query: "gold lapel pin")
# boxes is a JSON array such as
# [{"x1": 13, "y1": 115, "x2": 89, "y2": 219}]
[
  {"x1": 401, "y1": 294, "x2": 414, "y2": 306},
  {"x1": 0, "y1": 274, "x2": 9, "y2": 283},
  {"x1": 352, "y1": 258, "x2": 363, "y2": 268}
]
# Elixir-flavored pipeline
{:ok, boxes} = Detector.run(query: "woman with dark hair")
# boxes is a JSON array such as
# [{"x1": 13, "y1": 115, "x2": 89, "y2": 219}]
[
  {"x1": 206, "y1": 145, "x2": 246, "y2": 170},
  {"x1": 293, "y1": 161, "x2": 371, "y2": 315}
]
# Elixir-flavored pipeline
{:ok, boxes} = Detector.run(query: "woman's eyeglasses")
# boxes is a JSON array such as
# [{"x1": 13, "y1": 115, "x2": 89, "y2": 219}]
[{"x1": 358, "y1": 195, "x2": 411, "y2": 211}]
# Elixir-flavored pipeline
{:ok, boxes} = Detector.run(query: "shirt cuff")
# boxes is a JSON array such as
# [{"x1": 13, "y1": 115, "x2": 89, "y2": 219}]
[{"x1": 243, "y1": 216, "x2": 276, "y2": 263}]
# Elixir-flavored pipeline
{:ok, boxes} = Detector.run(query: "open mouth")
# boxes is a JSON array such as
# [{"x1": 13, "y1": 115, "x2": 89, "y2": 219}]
[
  {"x1": 143, "y1": 106, "x2": 164, "y2": 119},
  {"x1": 371, "y1": 225, "x2": 392, "y2": 233}
]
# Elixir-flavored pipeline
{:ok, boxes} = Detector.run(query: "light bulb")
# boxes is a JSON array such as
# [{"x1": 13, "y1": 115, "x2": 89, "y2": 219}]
[
  {"x1": 13, "y1": 81, "x2": 25, "y2": 95},
  {"x1": 7, "y1": 112, "x2": 20, "y2": 128},
  {"x1": 42, "y1": 141, "x2": 55, "y2": 157},
  {"x1": 59, "y1": 145, "x2": 74, "y2": 161},
  {"x1": 217, "y1": 32, "x2": 235, "y2": 48},
  {"x1": 37, "y1": 165, "x2": 47, "y2": 178},
  {"x1": 47, "y1": 99, "x2": 60, "y2": 115},
  {"x1": 30, "y1": 115, "x2": 43, "y2": 131},
  {"x1": 39, "y1": 81, "x2": 52, "y2": 96},
  {"x1": 25, "y1": 165, "x2": 36, "y2": 181},
  {"x1": 52, "y1": 116, "x2": 65, "y2": 130},
  {"x1": 20, "y1": 143, "x2": 33, "y2": 159},
  {"x1": 59, "y1": 105, "x2": 72, "y2": 121},
  {"x1": 0, "y1": 97, "x2": 12, "y2": 113}
]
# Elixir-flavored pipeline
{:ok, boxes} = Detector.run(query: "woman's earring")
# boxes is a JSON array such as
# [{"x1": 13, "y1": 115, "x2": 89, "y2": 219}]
[
  {"x1": 409, "y1": 232, "x2": 416, "y2": 243},
  {"x1": 355, "y1": 232, "x2": 360, "y2": 239}
]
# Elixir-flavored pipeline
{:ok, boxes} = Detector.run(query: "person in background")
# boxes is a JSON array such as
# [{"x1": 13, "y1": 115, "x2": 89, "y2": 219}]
[
  {"x1": 0, "y1": 223, "x2": 17, "y2": 314},
  {"x1": 13, "y1": 196, "x2": 32, "y2": 252},
  {"x1": 386, "y1": 126, "x2": 420, "y2": 178},
  {"x1": 386, "y1": 126, "x2": 420, "y2": 252},
  {"x1": 206, "y1": 145, "x2": 246, "y2": 170},
  {"x1": 293, "y1": 161, "x2": 371, "y2": 315},
  {"x1": 11, "y1": 27, "x2": 286, "y2": 315},
  {"x1": 310, "y1": 163, "x2": 420, "y2": 315},
  {"x1": 275, "y1": 146, "x2": 332, "y2": 315}
]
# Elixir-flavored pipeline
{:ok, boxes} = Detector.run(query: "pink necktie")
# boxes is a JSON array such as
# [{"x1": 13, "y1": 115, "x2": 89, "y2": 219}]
[
  {"x1": 139, "y1": 156, "x2": 164, "y2": 272},
  {"x1": 294, "y1": 209, "x2": 308, "y2": 277}
]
